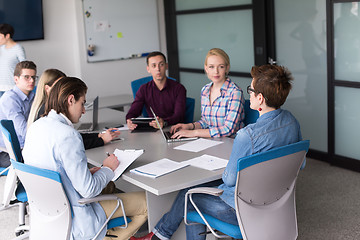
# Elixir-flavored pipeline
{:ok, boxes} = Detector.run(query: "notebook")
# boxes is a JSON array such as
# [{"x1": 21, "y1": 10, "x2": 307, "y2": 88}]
[
  {"x1": 149, "y1": 107, "x2": 198, "y2": 143},
  {"x1": 130, "y1": 158, "x2": 189, "y2": 178},
  {"x1": 77, "y1": 96, "x2": 98, "y2": 132}
]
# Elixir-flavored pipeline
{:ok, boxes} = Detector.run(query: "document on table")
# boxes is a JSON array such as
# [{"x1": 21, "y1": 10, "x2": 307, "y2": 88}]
[
  {"x1": 130, "y1": 158, "x2": 189, "y2": 178},
  {"x1": 112, "y1": 149, "x2": 144, "y2": 181},
  {"x1": 182, "y1": 154, "x2": 229, "y2": 171},
  {"x1": 173, "y1": 138, "x2": 223, "y2": 152}
]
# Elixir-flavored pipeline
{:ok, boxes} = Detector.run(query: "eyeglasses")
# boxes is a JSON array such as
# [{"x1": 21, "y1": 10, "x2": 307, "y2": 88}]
[
  {"x1": 20, "y1": 75, "x2": 39, "y2": 81},
  {"x1": 247, "y1": 86, "x2": 256, "y2": 95},
  {"x1": 247, "y1": 85, "x2": 268, "y2": 101}
]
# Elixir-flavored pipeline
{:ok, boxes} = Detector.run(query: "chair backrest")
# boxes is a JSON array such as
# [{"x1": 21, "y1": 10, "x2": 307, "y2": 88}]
[
  {"x1": 0, "y1": 120, "x2": 23, "y2": 163},
  {"x1": 235, "y1": 140, "x2": 310, "y2": 240},
  {"x1": 184, "y1": 97, "x2": 195, "y2": 123},
  {"x1": 244, "y1": 99, "x2": 259, "y2": 126},
  {"x1": 11, "y1": 160, "x2": 72, "y2": 240},
  {"x1": 130, "y1": 76, "x2": 153, "y2": 99},
  {"x1": 130, "y1": 76, "x2": 195, "y2": 123},
  {"x1": 0, "y1": 120, "x2": 24, "y2": 208}
]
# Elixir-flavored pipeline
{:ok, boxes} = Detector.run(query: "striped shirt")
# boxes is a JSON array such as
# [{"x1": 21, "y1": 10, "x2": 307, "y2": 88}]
[
  {"x1": 197, "y1": 78, "x2": 245, "y2": 137},
  {"x1": 0, "y1": 44, "x2": 26, "y2": 91}
]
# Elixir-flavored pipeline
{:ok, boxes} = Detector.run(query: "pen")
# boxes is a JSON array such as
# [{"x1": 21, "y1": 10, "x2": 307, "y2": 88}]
[{"x1": 106, "y1": 152, "x2": 110, "y2": 156}]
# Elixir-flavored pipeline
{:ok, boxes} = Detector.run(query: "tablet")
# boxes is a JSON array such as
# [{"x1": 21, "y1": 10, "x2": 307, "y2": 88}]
[{"x1": 131, "y1": 117, "x2": 157, "y2": 132}]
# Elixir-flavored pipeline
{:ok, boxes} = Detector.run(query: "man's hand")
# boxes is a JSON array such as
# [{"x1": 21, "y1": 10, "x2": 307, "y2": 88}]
[
  {"x1": 126, "y1": 119, "x2": 137, "y2": 130},
  {"x1": 149, "y1": 117, "x2": 164, "y2": 129}
]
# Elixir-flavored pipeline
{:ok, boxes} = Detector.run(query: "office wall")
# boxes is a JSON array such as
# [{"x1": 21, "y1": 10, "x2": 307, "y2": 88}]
[{"x1": 20, "y1": 0, "x2": 167, "y2": 99}]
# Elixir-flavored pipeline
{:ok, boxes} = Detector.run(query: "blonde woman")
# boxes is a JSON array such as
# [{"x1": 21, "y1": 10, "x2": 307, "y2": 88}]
[
  {"x1": 28, "y1": 69, "x2": 120, "y2": 149},
  {"x1": 171, "y1": 48, "x2": 245, "y2": 139},
  {"x1": 27, "y1": 69, "x2": 65, "y2": 128}
]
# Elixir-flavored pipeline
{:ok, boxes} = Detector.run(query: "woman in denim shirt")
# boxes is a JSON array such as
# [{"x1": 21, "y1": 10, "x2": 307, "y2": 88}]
[{"x1": 131, "y1": 65, "x2": 302, "y2": 240}]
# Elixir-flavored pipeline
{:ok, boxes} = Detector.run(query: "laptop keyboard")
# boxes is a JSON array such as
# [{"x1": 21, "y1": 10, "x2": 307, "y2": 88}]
[
  {"x1": 78, "y1": 122, "x2": 92, "y2": 130},
  {"x1": 164, "y1": 131, "x2": 172, "y2": 139}
]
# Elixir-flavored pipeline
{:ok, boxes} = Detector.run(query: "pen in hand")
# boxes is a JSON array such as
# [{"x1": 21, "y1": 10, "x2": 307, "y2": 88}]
[{"x1": 106, "y1": 152, "x2": 110, "y2": 157}]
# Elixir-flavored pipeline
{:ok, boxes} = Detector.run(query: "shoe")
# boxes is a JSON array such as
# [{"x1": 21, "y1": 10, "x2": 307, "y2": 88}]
[{"x1": 130, "y1": 232, "x2": 154, "y2": 240}]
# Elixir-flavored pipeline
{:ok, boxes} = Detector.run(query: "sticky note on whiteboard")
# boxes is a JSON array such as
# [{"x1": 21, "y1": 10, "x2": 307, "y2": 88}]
[{"x1": 117, "y1": 32, "x2": 123, "y2": 38}]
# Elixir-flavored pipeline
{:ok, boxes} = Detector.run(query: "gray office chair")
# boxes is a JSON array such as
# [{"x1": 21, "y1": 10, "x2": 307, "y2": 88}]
[
  {"x1": 185, "y1": 140, "x2": 310, "y2": 240},
  {"x1": 11, "y1": 159, "x2": 131, "y2": 240}
]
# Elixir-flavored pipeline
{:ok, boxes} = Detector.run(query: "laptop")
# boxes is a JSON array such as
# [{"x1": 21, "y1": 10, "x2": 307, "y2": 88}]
[
  {"x1": 149, "y1": 107, "x2": 198, "y2": 143},
  {"x1": 77, "y1": 96, "x2": 98, "y2": 132}
]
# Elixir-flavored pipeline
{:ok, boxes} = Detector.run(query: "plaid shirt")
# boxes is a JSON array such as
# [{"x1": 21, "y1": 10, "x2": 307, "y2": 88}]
[{"x1": 197, "y1": 78, "x2": 245, "y2": 137}]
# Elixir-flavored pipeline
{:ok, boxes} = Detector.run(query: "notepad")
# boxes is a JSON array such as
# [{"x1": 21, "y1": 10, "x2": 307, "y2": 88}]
[
  {"x1": 182, "y1": 154, "x2": 229, "y2": 171},
  {"x1": 112, "y1": 149, "x2": 144, "y2": 181},
  {"x1": 130, "y1": 158, "x2": 189, "y2": 178}
]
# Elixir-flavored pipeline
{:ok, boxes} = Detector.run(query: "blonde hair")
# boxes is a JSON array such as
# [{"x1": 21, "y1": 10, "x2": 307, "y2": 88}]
[
  {"x1": 27, "y1": 69, "x2": 66, "y2": 128},
  {"x1": 204, "y1": 48, "x2": 230, "y2": 74}
]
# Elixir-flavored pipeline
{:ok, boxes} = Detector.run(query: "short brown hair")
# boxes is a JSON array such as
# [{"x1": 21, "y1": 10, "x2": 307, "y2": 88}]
[
  {"x1": 146, "y1": 51, "x2": 166, "y2": 65},
  {"x1": 44, "y1": 77, "x2": 88, "y2": 119},
  {"x1": 14, "y1": 61, "x2": 37, "y2": 76},
  {"x1": 251, "y1": 65, "x2": 293, "y2": 109}
]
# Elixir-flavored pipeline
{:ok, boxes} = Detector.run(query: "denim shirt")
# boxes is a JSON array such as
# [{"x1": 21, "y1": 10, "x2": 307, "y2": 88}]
[
  {"x1": 23, "y1": 110, "x2": 114, "y2": 240},
  {"x1": 218, "y1": 109, "x2": 302, "y2": 208}
]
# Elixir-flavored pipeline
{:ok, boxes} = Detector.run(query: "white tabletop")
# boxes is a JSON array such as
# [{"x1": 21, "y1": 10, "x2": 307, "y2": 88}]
[{"x1": 86, "y1": 127, "x2": 234, "y2": 196}]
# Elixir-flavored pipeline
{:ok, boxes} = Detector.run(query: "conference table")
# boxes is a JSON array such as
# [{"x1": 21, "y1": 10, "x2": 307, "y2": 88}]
[{"x1": 82, "y1": 108, "x2": 234, "y2": 239}]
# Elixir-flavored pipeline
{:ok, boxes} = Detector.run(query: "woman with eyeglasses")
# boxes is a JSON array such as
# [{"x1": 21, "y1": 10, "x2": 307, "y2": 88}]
[
  {"x1": 170, "y1": 48, "x2": 245, "y2": 139},
  {"x1": 131, "y1": 64, "x2": 302, "y2": 240},
  {"x1": 184, "y1": 64, "x2": 303, "y2": 239}
]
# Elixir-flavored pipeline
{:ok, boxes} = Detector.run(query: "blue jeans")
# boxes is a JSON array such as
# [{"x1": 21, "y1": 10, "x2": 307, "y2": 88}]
[{"x1": 153, "y1": 180, "x2": 237, "y2": 240}]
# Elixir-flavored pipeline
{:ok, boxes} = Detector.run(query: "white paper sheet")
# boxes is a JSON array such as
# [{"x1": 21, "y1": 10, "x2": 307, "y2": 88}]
[
  {"x1": 182, "y1": 154, "x2": 229, "y2": 171},
  {"x1": 112, "y1": 149, "x2": 144, "y2": 181},
  {"x1": 130, "y1": 158, "x2": 189, "y2": 178},
  {"x1": 173, "y1": 138, "x2": 223, "y2": 152}
]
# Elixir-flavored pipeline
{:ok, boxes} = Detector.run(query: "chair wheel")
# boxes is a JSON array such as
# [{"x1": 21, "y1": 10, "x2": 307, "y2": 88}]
[{"x1": 15, "y1": 230, "x2": 25, "y2": 236}]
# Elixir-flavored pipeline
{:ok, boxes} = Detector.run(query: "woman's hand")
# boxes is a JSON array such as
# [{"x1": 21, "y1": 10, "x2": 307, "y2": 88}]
[
  {"x1": 170, "y1": 123, "x2": 191, "y2": 134},
  {"x1": 171, "y1": 129, "x2": 197, "y2": 139},
  {"x1": 89, "y1": 167, "x2": 101, "y2": 175},
  {"x1": 99, "y1": 128, "x2": 121, "y2": 144},
  {"x1": 102, "y1": 154, "x2": 119, "y2": 171}
]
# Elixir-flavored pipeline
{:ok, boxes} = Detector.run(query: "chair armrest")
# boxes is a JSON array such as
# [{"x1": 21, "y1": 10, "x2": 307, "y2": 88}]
[
  {"x1": 187, "y1": 187, "x2": 224, "y2": 196},
  {"x1": 184, "y1": 187, "x2": 226, "y2": 238},
  {"x1": 78, "y1": 194, "x2": 129, "y2": 240},
  {"x1": 78, "y1": 194, "x2": 118, "y2": 204}
]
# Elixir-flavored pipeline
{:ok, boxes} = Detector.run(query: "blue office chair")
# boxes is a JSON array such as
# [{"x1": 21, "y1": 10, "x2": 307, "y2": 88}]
[
  {"x1": 0, "y1": 119, "x2": 29, "y2": 237},
  {"x1": 0, "y1": 166, "x2": 9, "y2": 176},
  {"x1": 244, "y1": 99, "x2": 259, "y2": 126},
  {"x1": 184, "y1": 140, "x2": 310, "y2": 240},
  {"x1": 130, "y1": 76, "x2": 195, "y2": 123},
  {"x1": 11, "y1": 159, "x2": 132, "y2": 240},
  {"x1": 131, "y1": 76, "x2": 153, "y2": 117}
]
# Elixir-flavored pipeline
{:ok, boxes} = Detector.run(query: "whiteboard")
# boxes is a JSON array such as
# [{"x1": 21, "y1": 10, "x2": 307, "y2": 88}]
[{"x1": 82, "y1": 0, "x2": 160, "y2": 62}]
